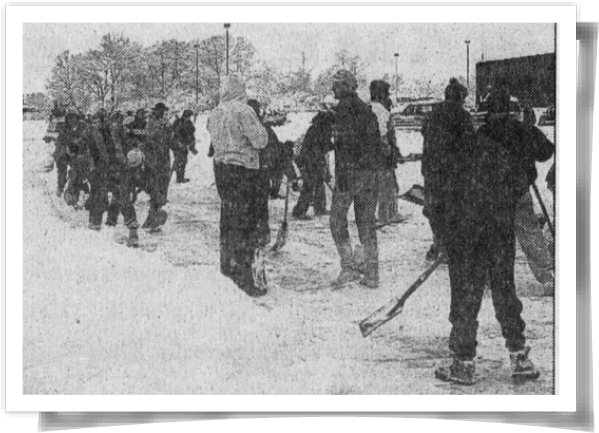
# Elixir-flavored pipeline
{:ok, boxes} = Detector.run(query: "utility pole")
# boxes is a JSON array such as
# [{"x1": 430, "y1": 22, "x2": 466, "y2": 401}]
[
  {"x1": 160, "y1": 43, "x2": 166, "y2": 100},
  {"x1": 465, "y1": 40, "x2": 471, "y2": 89},
  {"x1": 224, "y1": 23, "x2": 231, "y2": 75},
  {"x1": 302, "y1": 51, "x2": 306, "y2": 73},
  {"x1": 194, "y1": 42, "x2": 200, "y2": 106},
  {"x1": 394, "y1": 53, "x2": 399, "y2": 103}
]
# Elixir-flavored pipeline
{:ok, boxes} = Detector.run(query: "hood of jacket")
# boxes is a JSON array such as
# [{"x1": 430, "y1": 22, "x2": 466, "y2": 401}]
[{"x1": 220, "y1": 75, "x2": 247, "y2": 103}]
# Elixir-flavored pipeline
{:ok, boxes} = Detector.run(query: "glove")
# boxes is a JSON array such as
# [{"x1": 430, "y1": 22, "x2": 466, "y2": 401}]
[{"x1": 190, "y1": 146, "x2": 199, "y2": 155}]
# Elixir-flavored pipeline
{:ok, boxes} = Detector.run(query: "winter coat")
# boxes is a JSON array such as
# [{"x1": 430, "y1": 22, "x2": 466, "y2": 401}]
[
  {"x1": 370, "y1": 101, "x2": 402, "y2": 169},
  {"x1": 57, "y1": 122, "x2": 108, "y2": 168},
  {"x1": 333, "y1": 92, "x2": 383, "y2": 175},
  {"x1": 174, "y1": 117, "x2": 196, "y2": 151},
  {"x1": 451, "y1": 115, "x2": 551, "y2": 230},
  {"x1": 143, "y1": 115, "x2": 173, "y2": 170},
  {"x1": 521, "y1": 123, "x2": 554, "y2": 186},
  {"x1": 259, "y1": 124, "x2": 282, "y2": 169},
  {"x1": 207, "y1": 76, "x2": 268, "y2": 170},
  {"x1": 296, "y1": 114, "x2": 333, "y2": 175},
  {"x1": 421, "y1": 100, "x2": 476, "y2": 188}
]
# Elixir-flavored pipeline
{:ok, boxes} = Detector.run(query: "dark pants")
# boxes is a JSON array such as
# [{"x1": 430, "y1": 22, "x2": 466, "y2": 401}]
[
  {"x1": 330, "y1": 170, "x2": 378, "y2": 270},
  {"x1": 256, "y1": 168, "x2": 271, "y2": 246},
  {"x1": 214, "y1": 163, "x2": 262, "y2": 290},
  {"x1": 105, "y1": 163, "x2": 139, "y2": 229},
  {"x1": 269, "y1": 164, "x2": 296, "y2": 198},
  {"x1": 86, "y1": 167, "x2": 109, "y2": 228},
  {"x1": 377, "y1": 169, "x2": 399, "y2": 222},
  {"x1": 423, "y1": 177, "x2": 447, "y2": 248},
  {"x1": 292, "y1": 168, "x2": 326, "y2": 217},
  {"x1": 65, "y1": 154, "x2": 92, "y2": 207},
  {"x1": 146, "y1": 165, "x2": 171, "y2": 210},
  {"x1": 446, "y1": 213, "x2": 526, "y2": 360},
  {"x1": 172, "y1": 148, "x2": 189, "y2": 182},
  {"x1": 54, "y1": 148, "x2": 69, "y2": 194}
]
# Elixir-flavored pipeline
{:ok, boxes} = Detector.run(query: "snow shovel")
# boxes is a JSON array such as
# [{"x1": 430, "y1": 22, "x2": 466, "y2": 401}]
[
  {"x1": 398, "y1": 184, "x2": 425, "y2": 206},
  {"x1": 531, "y1": 183, "x2": 554, "y2": 239},
  {"x1": 271, "y1": 182, "x2": 290, "y2": 252},
  {"x1": 359, "y1": 252, "x2": 447, "y2": 337}
]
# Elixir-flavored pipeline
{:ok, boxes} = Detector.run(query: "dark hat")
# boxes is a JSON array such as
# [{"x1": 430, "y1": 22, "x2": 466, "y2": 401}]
[
  {"x1": 444, "y1": 78, "x2": 468, "y2": 102},
  {"x1": 370, "y1": 80, "x2": 391, "y2": 102},
  {"x1": 152, "y1": 102, "x2": 169, "y2": 112},
  {"x1": 369, "y1": 80, "x2": 391, "y2": 94},
  {"x1": 182, "y1": 109, "x2": 194, "y2": 118},
  {"x1": 487, "y1": 88, "x2": 511, "y2": 114}
]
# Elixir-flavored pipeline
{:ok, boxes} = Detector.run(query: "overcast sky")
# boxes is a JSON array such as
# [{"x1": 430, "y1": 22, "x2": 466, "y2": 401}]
[{"x1": 23, "y1": 23, "x2": 555, "y2": 94}]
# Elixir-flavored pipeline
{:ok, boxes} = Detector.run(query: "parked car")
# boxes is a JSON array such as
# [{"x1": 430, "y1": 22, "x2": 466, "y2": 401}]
[
  {"x1": 471, "y1": 96, "x2": 523, "y2": 130},
  {"x1": 390, "y1": 99, "x2": 443, "y2": 130}
]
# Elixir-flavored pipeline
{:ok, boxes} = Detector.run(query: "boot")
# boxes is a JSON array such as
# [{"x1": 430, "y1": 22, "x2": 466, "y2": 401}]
[
  {"x1": 149, "y1": 209, "x2": 168, "y2": 233},
  {"x1": 88, "y1": 209, "x2": 103, "y2": 231},
  {"x1": 334, "y1": 267, "x2": 361, "y2": 287},
  {"x1": 434, "y1": 357, "x2": 476, "y2": 386},
  {"x1": 142, "y1": 207, "x2": 156, "y2": 230},
  {"x1": 353, "y1": 245, "x2": 366, "y2": 274},
  {"x1": 127, "y1": 228, "x2": 140, "y2": 248},
  {"x1": 359, "y1": 263, "x2": 379, "y2": 289},
  {"x1": 333, "y1": 243, "x2": 361, "y2": 287},
  {"x1": 509, "y1": 346, "x2": 540, "y2": 381},
  {"x1": 105, "y1": 204, "x2": 119, "y2": 227}
]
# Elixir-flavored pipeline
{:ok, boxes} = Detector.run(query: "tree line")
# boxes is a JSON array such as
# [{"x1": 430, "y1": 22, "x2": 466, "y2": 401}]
[{"x1": 46, "y1": 33, "x2": 411, "y2": 114}]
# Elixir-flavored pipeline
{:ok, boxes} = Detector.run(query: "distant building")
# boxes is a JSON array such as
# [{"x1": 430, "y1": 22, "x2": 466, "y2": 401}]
[{"x1": 475, "y1": 53, "x2": 556, "y2": 109}]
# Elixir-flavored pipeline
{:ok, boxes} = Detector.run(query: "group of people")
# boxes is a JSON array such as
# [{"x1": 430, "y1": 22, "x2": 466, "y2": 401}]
[
  {"x1": 46, "y1": 103, "x2": 198, "y2": 247},
  {"x1": 206, "y1": 72, "x2": 407, "y2": 297},
  {"x1": 44, "y1": 67, "x2": 556, "y2": 387},
  {"x1": 207, "y1": 70, "x2": 555, "y2": 386}
]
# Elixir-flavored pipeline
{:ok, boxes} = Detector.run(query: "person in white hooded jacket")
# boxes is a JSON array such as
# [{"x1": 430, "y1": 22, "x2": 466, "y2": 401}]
[{"x1": 207, "y1": 75, "x2": 269, "y2": 298}]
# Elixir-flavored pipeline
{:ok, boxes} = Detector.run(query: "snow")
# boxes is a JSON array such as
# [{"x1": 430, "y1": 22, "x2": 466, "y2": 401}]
[{"x1": 22, "y1": 115, "x2": 554, "y2": 395}]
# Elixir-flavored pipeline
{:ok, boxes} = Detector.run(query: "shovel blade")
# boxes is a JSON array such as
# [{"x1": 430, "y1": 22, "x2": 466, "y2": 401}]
[{"x1": 359, "y1": 299, "x2": 404, "y2": 337}]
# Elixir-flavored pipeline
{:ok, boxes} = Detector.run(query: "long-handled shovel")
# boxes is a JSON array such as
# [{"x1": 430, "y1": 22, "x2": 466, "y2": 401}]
[
  {"x1": 359, "y1": 253, "x2": 447, "y2": 337},
  {"x1": 531, "y1": 183, "x2": 555, "y2": 239},
  {"x1": 271, "y1": 182, "x2": 290, "y2": 252}
]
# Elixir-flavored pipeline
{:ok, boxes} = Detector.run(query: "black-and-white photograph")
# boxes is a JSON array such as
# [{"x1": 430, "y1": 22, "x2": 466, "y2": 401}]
[{"x1": 20, "y1": 18, "x2": 559, "y2": 398}]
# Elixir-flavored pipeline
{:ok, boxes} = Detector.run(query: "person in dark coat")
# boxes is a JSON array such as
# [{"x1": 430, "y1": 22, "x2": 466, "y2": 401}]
[
  {"x1": 45, "y1": 106, "x2": 68, "y2": 197},
  {"x1": 292, "y1": 110, "x2": 334, "y2": 219},
  {"x1": 329, "y1": 69, "x2": 384, "y2": 289},
  {"x1": 58, "y1": 110, "x2": 110, "y2": 229},
  {"x1": 434, "y1": 87, "x2": 541, "y2": 385},
  {"x1": 104, "y1": 111, "x2": 127, "y2": 227},
  {"x1": 421, "y1": 78, "x2": 474, "y2": 262},
  {"x1": 514, "y1": 104, "x2": 555, "y2": 296},
  {"x1": 171, "y1": 109, "x2": 198, "y2": 183},
  {"x1": 141, "y1": 102, "x2": 173, "y2": 232},
  {"x1": 125, "y1": 108, "x2": 147, "y2": 151},
  {"x1": 265, "y1": 127, "x2": 298, "y2": 200}
]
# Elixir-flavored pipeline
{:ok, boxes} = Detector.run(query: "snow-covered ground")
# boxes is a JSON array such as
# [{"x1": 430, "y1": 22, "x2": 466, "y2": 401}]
[{"x1": 22, "y1": 115, "x2": 554, "y2": 395}]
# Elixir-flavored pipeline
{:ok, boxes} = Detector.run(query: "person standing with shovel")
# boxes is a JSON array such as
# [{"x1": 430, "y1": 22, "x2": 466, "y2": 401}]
[{"x1": 207, "y1": 77, "x2": 269, "y2": 298}]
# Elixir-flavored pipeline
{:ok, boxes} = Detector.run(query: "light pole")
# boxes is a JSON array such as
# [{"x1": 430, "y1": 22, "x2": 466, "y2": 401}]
[
  {"x1": 194, "y1": 42, "x2": 200, "y2": 106},
  {"x1": 394, "y1": 53, "x2": 399, "y2": 103},
  {"x1": 465, "y1": 40, "x2": 471, "y2": 89},
  {"x1": 224, "y1": 23, "x2": 231, "y2": 75}
]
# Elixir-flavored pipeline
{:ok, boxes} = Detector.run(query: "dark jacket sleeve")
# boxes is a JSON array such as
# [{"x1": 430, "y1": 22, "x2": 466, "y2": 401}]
[
  {"x1": 88, "y1": 126, "x2": 109, "y2": 165},
  {"x1": 527, "y1": 126, "x2": 554, "y2": 163}
]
